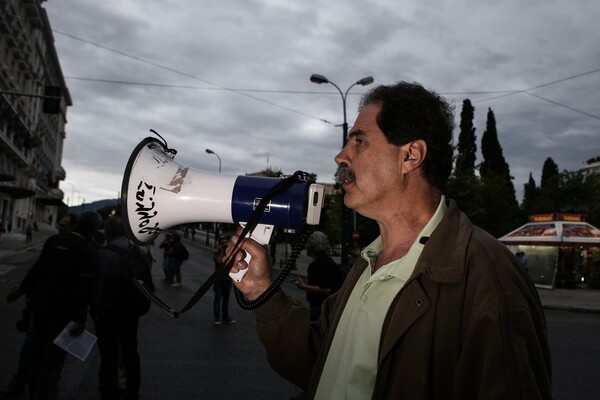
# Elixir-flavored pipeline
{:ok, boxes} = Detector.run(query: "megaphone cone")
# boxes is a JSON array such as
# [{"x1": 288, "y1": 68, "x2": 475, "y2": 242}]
[{"x1": 121, "y1": 137, "x2": 324, "y2": 245}]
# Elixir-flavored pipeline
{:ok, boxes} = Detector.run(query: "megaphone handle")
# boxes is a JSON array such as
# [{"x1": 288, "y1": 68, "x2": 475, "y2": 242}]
[{"x1": 229, "y1": 223, "x2": 274, "y2": 282}]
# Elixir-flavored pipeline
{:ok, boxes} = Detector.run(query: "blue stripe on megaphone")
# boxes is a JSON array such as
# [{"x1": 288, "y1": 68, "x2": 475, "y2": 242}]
[{"x1": 231, "y1": 175, "x2": 307, "y2": 229}]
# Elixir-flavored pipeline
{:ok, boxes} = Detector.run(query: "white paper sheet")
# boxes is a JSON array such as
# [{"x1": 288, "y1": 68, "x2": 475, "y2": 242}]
[{"x1": 53, "y1": 321, "x2": 97, "y2": 361}]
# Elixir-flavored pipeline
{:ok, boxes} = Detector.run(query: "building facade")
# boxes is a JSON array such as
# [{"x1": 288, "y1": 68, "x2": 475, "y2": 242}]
[
  {"x1": 580, "y1": 158, "x2": 600, "y2": 177},
  {"x1": 0, "y1": 0, "x2": 71, "y2": 233}
]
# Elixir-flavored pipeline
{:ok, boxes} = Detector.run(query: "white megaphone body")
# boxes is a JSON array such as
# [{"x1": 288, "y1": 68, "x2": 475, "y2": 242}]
[{"x1": 121, "y1": 137, "x2": 325, "y2": 281}]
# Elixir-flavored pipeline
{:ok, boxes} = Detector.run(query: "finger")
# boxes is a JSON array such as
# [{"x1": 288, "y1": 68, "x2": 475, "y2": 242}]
[
  {"x1": 225, "y1": 234, "x2": 244, "y2": 257},
  {"x1": 228, "y1": 255, "x2": 248, "y2": 273}
]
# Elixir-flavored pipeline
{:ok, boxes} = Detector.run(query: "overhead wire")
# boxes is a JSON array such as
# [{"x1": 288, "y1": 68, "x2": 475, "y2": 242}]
[
  {"x1": 471, "y1": 68, "x2": 600, "y2": 119},
  {"x1": 53, "y1": 30, "x2": 600, "y2": 122},
  {"x1": 524, "y1": 92, "x2": 600, "y2": 120},
  {"x1": 52, "y1": 29, "x2": 332, "y2": 124}
]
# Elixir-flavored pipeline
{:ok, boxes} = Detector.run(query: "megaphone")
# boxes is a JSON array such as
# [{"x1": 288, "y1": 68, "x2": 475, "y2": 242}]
[{"x1": 121, "y1": 137, "x2": 325, "y2": 280}]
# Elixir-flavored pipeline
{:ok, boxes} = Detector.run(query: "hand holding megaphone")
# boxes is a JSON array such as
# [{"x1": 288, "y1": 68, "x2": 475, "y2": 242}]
[
  {"x1": 226, "y1": 226, "x2": 274, "y2": 301},
  {"x1": 228, "y1": 223, "x2": 273, "y2": 282}
]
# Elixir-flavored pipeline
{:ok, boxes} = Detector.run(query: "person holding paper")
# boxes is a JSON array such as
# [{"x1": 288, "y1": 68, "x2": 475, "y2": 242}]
[{"x1": 8, "y1": 212, "x2": 100, "y2": 399}]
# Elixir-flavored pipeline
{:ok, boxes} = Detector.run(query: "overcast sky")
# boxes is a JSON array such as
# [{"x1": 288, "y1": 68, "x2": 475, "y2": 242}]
[{"x1": 44, "y1": 0, "x2": 600, "y2": 206}]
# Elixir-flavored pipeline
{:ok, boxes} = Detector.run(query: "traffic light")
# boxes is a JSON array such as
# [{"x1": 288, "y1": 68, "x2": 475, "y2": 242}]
[{"x1": 43, "y1": 86, "x2": 61, "y2": 114}]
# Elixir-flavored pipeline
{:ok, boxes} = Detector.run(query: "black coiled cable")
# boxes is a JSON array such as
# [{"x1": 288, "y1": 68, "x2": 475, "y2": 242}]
[{"x1": 234, "y1": 225, "x2": 315, "y2": 310}]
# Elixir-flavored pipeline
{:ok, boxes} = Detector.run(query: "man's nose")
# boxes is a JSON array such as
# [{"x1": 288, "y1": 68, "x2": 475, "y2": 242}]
[{"x1": 334, "y1": 145, "x2": 349, "y2": 166}]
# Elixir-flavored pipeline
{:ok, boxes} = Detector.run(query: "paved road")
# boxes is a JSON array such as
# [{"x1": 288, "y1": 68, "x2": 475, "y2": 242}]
[
  {"x1": 1, "y1": 233, "x2": 600, "y2": 399},
  {"x1": 0, "y1": 234, "x2": 304, "y2": 400},
  {"x1": 546, "y1": 309, "x2": 600, "y2": 400}
]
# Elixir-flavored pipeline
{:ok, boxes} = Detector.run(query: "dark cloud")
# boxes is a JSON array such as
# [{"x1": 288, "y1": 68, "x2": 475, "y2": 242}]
[{"x1": 44, "y1": 0, "x2": 600, "y2": 204}]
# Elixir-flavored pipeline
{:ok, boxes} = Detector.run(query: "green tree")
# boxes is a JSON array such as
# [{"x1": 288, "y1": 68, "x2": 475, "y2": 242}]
[
  {"x1": 541, "y1": 157, "x2": 559, "y2": 188},
  {"x1": 446, "y1": 173, "x2": 486, "y2": 226},
  {"x1": 255, "y1": 167, "x2": 283, "y2": 177},
  {"x1": 478, "y1": 108, "x2": 520, "y2": 236},
  {"x1": 521, "y1": 173, "x2": 541, "y2": 217},
  {"x1": 447, "y1": 99, "x2": 485, "y2": 225},
  {"x1": 537, "y1": 157, "x2": 561, "y2": 212},
  {"x1": 583, "y1": 173, "x2": 600, "y2": 227},
  {"x1": 455, "y1": 99, "x2": 477, "y2": 178},
  {"x1": 518, "y1": 159, "x2": 600, "y2": 229},
  {"x1": 319, "y1": 191, "x2": 342, "y2": 243},
  {"x1": 556, "y1": 171, "x2": 588, "y2": 214},
  {"x1": 480, "y1": 108, "x2": 511, "y2": 182}
]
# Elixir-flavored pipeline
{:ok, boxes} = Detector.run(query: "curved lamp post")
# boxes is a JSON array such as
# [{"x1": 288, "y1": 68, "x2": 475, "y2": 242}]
[
  {"x1": 205, "y1": 148, "x2": 222, "y2": 173},
  {"x1": 309, "y1": 74, "x2": 374, "y2": 147},
  {"x1": 310, "y1": 73, "x2": 374, "y2": 267}
]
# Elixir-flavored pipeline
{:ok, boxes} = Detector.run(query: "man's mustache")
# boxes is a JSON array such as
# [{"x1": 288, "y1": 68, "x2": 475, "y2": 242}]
[{"x1": 335, "y1": 165, "x2": 356, "y2": 183}]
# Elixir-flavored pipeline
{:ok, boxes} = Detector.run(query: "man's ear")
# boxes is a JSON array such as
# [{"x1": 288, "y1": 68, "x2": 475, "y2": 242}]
[{"x1": 401, "y1": 140, "x2": 427, "y2": 173}]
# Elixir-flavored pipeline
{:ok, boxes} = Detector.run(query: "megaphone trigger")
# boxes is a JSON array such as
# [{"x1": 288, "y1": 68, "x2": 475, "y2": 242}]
[{"x1": 229, "y1": 223, "x2": 274, "y2": 282}]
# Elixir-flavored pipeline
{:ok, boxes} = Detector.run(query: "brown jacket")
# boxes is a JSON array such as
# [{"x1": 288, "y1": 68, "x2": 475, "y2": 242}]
[{"x1": 254, "y1": 200, "x2": 552, "y2": 399}]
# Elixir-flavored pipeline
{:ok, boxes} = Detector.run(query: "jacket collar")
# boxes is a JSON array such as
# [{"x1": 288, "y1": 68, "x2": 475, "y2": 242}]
[
  {"x1": 349, "y1": 198, "x2": 471, "y2": 284},
  {"x1": 412, "y1": 198, "x2": 472, "y2": 283}
]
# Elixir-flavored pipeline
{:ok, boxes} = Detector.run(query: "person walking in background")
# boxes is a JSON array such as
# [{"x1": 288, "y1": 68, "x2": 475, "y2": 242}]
[
  {"x1": 227, "y1": 81, "x2": 552, "y2": 399},
  {"x1": 293, "y1": 231, "x2": 343, "y2": 321},
  {"x1": 517, "y1": 251, "x2": 529, "y2": 272},
  {"x1": 25, "y1": 223, "x2": 33, "y2": 243},
  {"x1": 167, "y1": 234, "x2": 188, "y2": 288},
  {"x1": 159, "y1": 233, "x2": 172, "y2": 283},
  {"x1": 7, "y1": 212, "x2": 100, "y2": 399},
  {"x1": 0, "y1": 213, "x2": 81, "y2": 398},
  {"x1": 91, "y1": 216, "x2": 154, "y2": 400},
  {"x1": 212, "y1": 236, "x2": 236, "y2": 325},
  {"x1": 56, "y1": 213, "x2": 79, "y2": 234}
]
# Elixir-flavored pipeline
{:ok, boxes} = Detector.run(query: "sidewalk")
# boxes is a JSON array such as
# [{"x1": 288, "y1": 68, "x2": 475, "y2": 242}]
[
  {"x1": 536, "y1": 287, "x2": 600, "y2": 314},
  {"x1": 0, "y1": 226, "x2": 55, "y2": 260},
  {"x1": 186, "y1": 233, "x2": 600, "y2": 314},
  {"x1": 3, "y1": 227, "x2": 598, "y2": 314}
]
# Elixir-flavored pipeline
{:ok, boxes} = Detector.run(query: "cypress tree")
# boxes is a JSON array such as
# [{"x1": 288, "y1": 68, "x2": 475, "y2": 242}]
[
  {"x1": 541, "y1": 157, "x2": 559, "y2": 188},
  {"x1": 447, "y1": 99, "x2": 484, "y2": 226},
  {"x1": 455, "y1": 99, "x2": 477, "y2": 178},
  {"x1": 478, "y1": 108, "x2": 520, "y2": 236},
  {"x1": 480, "y1": 108, "x2": 511, "y2": 181},
  {"x1": 521, "y1": 172, "x2": 541, "y2": 217},
  {"x1": 539, "y1": 157, "x2": 561, "y2": 212}
]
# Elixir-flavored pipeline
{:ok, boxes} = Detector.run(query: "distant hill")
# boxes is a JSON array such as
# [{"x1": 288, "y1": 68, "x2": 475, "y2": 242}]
[{"x1": 69, "y1": 198, "x2": 119, "y2": 213}]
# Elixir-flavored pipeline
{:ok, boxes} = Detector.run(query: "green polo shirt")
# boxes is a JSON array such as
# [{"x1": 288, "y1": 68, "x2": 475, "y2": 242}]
[{"x1": 314, "y1": 196, "x2": 447, "y2": 400}]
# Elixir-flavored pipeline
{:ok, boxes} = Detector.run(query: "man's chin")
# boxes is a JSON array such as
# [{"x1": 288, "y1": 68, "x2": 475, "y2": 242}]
[{"x1": 342, "y1": 192, "x2": 356, "y2": 209}]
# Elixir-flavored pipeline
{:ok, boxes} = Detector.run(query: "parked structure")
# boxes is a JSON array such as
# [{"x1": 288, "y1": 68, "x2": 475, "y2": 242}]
[
  {"x1": 580, "y1": 157, "x2": 600, "y2": 177},
  {"x1": 500, "y1": 213, "x2": 600, "y2": 289},
  {"x1": 0, "y1": 0, "x2": 71, "y2": 233}
]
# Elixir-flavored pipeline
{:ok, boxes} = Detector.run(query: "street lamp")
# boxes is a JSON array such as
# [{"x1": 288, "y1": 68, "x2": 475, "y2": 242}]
[
  {"x1": 310, "y1": 73, "x2": 374, "y2": 267},
  {"x1": 205, "y1": 148, "x2": 222, "y2": 173},
  {"x1": 66, "y1": 181, "x2": 74, "y2": 207},
  {"x1": 310, "y1": 74, "x2": 374, "y2": 148}
]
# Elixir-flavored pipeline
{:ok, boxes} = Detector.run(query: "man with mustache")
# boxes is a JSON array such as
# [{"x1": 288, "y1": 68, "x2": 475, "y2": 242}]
[{"x1": 228, "y1": 82, "x2": 552, "y2": 399}]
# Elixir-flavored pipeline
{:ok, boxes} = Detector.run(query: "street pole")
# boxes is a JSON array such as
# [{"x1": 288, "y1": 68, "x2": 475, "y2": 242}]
[
  {"x1": 205, "y1": 148, "x2": 222, "y2": 244},
  {"x1": 310, "y1": 74, "x2": 374, "y2": 267},
  {"x1": 66, "y1": 182, "x2": 74, "y2": 207},
  {"x1": 205, "y1": 149, "x2": 222, "y2": 173}
]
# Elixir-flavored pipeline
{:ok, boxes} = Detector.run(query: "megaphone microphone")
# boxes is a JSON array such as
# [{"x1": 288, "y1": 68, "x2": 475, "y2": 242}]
[{"x1": 121, "y1": 136, "x2": 325, "y2": 282}]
